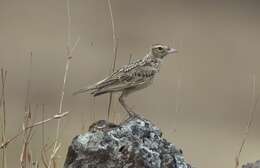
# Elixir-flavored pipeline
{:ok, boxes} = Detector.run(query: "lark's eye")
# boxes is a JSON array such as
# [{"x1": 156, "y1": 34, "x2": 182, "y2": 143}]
[{"x1": 157, "y1": 47, "x2": 163, "y2": 50}]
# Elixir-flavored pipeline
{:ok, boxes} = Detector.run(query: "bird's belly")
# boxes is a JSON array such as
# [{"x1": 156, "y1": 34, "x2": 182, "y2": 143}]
[{"x1": 136, "y1": 81, "x2": 152, "y2": 90}]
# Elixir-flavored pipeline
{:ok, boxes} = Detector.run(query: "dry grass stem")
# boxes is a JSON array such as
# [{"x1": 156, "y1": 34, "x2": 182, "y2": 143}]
[
  {"x1": 30, "y1": 111, "x2": 70, "y2": 129},
  {"x1": 20, "y1": 106, "x2": 33, "y2": 168},
  {"x1": 50, "y1": 0, "x2": 80, "y2": 167},
  {"x1": 20, "y1": 52, "x2": 34, "y2": 168},
  {"x1": 41, "y1": 142, "x2": 56, "y2": 168},
  {"x1": 41, "y1": 146, "x2": 49, "y2": 168},
  {"x1": 48, "y1": 143, "x2": 61, "y2": 168},
  {"x1": 41, "y1": 104, "x2": 45, "y2": 151},
  {"x1": 235, "y1": 74, "x2": 258, "y2": 168},
  {"x1": 0, "y1": 111, "x2": 69, "y2": 150},
  {"x1": 1, "y1": 68, "x2": 7, "y2": 168},
  {"x1": 25, "y1": 52, "x2": 33, "y2": 112},
  {"x1": 107, "y1": 0, "x2": 119, "y2": 120}
]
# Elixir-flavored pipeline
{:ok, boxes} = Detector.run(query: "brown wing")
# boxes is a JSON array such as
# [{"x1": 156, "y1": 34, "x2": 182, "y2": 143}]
[
  {"x1": 73, "y1": 59, "x2": 156, "y2": 96},
  {"x1": 91, "y1": 62, "x2": 156, "y2": 96}
]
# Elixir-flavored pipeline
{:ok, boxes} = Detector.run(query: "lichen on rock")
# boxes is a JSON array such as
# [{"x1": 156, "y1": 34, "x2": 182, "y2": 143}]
[
  {"x1": 64, "y1": 117, "x2": 192, "y2": 168},
  {"x1": 242, "y1": 160, "x2": 260, "y2": 168}
]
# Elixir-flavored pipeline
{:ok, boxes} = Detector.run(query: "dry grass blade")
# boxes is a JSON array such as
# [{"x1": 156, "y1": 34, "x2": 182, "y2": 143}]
[
  {"x1": 1, "y1": 68, "x2": 7, "y2": 168},
  {"x1": 48, "y1": 143, "x2": 61, "y2": 168},
  {"x1": 107, "y1": 0, "x2": 119, "y2": 120},
  {"x1": 20, "y1": 105, "x2": 42, "y2": 168},
  {"x1": 25, "y1": 52, "x2": 33, "y2": 112},
  {"x1": 20, "y1": 142, "x2": 28, "y2": 168},
  {"x1": 20, "y1": 53, "x2": 35, "y2": 168},
  {"x1": 20, "y1": 108, "x2": 35, "y2": 168},
  {"x1": 0, "y1": 111, "x2": 69, "y2": 150},
  {"x1": 0, "y1": 69, "x2": 7, "y2": 108},
  {"x1": 235, "y1": 74, "x2": 258, "y2": 168},
  {"x1": 41, "y1": 144, "x2": 49, "y2": 168},
  {"x1": 50, "y1": 0, "x2": 80, "y2": 167},
  {"x1": 41, "y1": 104, "x2": 45, "y2": 152},
  {"x1": 41, "y1": 141, "x2": 56, "y2": 168},
  {"x1": 27, "y1": 111, "x2": 69, "y2": 130},
  {"x1": 0, "y1": 132, "x2": 20, "y2": 149}
]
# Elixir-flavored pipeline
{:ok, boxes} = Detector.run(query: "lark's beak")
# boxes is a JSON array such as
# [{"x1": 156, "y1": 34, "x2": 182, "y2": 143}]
[{"x1": 167, "y1": 48, "x2": 177, "y2": 54}]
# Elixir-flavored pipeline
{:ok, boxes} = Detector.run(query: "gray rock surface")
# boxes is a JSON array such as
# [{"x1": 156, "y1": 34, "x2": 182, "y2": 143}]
[
  {"x1": 242, "y1": 161, "x2": 260, "y2": 168},
  {"x1": 64, "y1": 117, "x2": 192, "y2": 168}
]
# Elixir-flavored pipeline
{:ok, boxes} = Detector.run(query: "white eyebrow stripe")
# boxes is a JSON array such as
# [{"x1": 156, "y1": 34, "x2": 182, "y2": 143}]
[{"x1": 153, "y1": 45, "x2": 165, "y2": 48}]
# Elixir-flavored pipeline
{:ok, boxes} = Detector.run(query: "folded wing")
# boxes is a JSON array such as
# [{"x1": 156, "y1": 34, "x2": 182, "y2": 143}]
[{"x1": 73, "y1": 59, "x2": 156, "y2": 96}]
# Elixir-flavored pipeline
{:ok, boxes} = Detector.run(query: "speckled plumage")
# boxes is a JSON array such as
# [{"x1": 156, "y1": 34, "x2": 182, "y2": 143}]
[{"x1": 73, "y1": 44, "x2": 177, "y2": 117}]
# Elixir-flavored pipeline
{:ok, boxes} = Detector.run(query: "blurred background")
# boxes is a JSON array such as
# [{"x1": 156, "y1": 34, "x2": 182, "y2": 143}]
[{"x1": 0, "y1": 0, "x2": 260, "y2": 167}]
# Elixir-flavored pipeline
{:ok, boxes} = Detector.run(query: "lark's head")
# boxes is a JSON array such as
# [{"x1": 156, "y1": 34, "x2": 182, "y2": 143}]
[{"x1": 150, "y1": 44, "x2": 177, "y2": 59}]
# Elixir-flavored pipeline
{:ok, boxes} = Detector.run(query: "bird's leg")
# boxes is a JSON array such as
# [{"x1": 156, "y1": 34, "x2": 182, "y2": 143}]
[{"x1": 119, "y1": 92, "x2": 137, "y2": 118}]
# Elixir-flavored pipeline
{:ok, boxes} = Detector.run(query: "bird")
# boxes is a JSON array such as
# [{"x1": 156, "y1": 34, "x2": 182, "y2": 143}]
[{"x1": 73, "y1": 44, "x2": 177, "y2": 118}]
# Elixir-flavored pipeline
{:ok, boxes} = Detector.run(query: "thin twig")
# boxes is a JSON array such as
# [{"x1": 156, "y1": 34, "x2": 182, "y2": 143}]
[
  {"x1": 50, "y1": 0, "x2": 80, "y2": 167},
  {"x1": 41, "y1": 144, "x2": 49, "y2": 168},
  {"x1": 66, "y1": 0, "x2": 71, "y2": 52},
  {"x1": 1, "y1": 68, "x2": 7, "y2": 168},
  {"x1": 41, "y1": 104, "x2": 45, "y2": 152},
  {"x1": 0, "y1": 70, "x2": 7, "y2": 109},
  {"x1": 20, "y1": 104, "x2": 32, "y2": 168},
  {"x1": 29, "y1": 111, "x2": 69, "y2": 129},
  {"x1": 20, "y1": 52, "x2": 34, "y2": 168},
  {"x1": 53, "y1": 0, "x2": 72, "y2": 145},
  {"x1": 107, "y1": 0, "x2": 119, "y2": 120},
  {"x1": 0, "y1": 111, "x2": 69, "y2": 150},
  {"x1": 70, "y1": 37, "x2": 80, "y2": 55},
  {"x1": 25, "y1": 52, "x2": 33, "y2": 112},
  {"x1": 48, "y1": 143, "x2": 61, "y2": 168},
  {"x1": 235, "y1": 74, "x2": 258, "y2": 168},
  {"x1": 41, "y1": 141, "x2": 56, "y2": 168}
]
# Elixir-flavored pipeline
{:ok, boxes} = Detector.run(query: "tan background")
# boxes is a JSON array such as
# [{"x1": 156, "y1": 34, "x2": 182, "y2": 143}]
[{"x1": 0, "y1": 0, "x2": 260, "y2": 167}]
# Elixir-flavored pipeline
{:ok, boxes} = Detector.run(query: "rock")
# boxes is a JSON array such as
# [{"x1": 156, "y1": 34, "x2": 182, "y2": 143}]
[
  {"x1": 242, "y1": 161, "x2": 260, "y2": 168},
  {"x1": 64, "y1": 117, "x2": 192, "y2": 168}
]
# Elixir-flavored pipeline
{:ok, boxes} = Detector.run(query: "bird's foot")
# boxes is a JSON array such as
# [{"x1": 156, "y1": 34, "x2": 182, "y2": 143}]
[
  {"x1": 120, "y1": 110, "x2": 142, "y2": 125},
  {"x1": 127, "y1": 110, "x2": 140, "y2": 120},
  {"x1": 129, "y1": 106, "x2": 140, "y2": 117}
]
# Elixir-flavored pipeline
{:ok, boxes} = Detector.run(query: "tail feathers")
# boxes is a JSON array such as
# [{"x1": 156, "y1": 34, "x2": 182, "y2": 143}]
[
  {"x1": 73, "y1": 87, "x2": 109, "y2": 97},
  {"x1": 92, "y1": 90, "x2": 109, "y2": 97},
  {"x1": 72, "y1": 86, "x2": 96, "y2": 96},
  {"x1": 91, "y1": 86, "x2": 125, "y2": 97}
]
